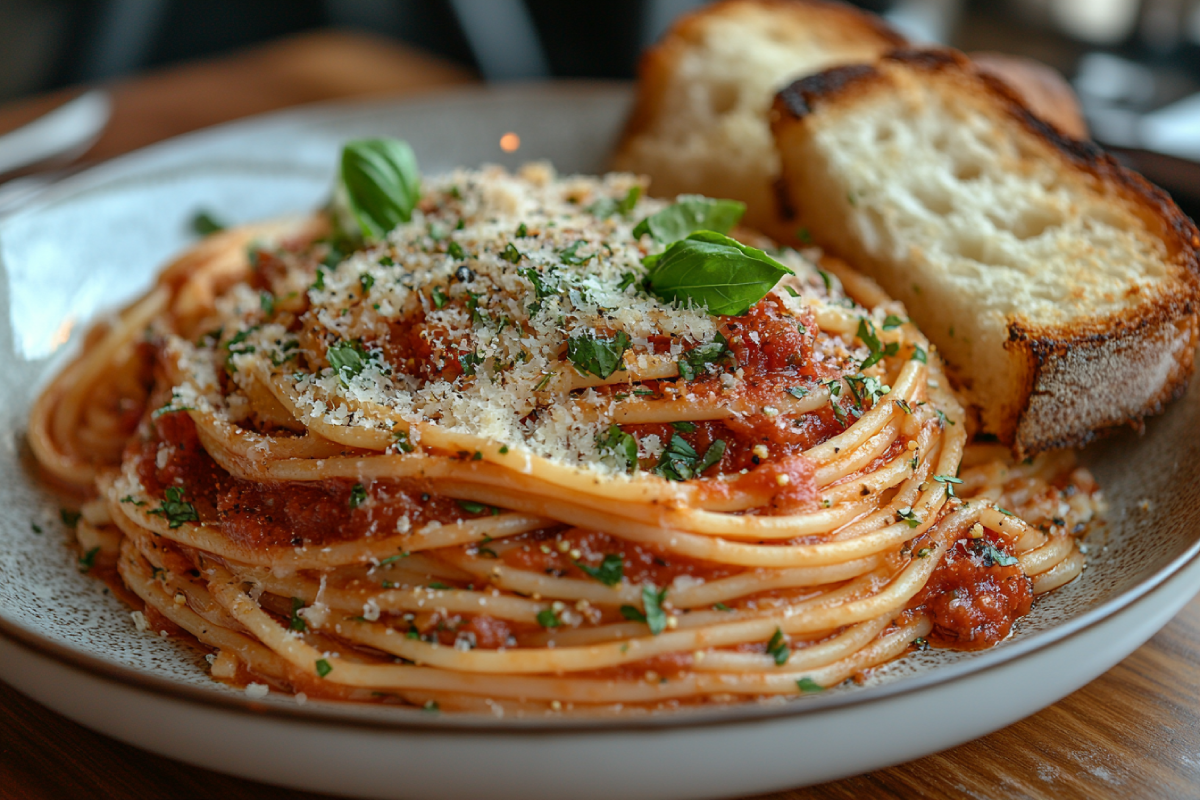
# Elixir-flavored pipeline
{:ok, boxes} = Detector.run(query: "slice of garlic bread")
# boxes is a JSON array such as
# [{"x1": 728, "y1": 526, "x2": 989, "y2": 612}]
[
  {"x1": 770, "y1": 49, "x2": 1200, "y2": 455},
  {"x1": 612, "y1": 0, "x2": 904, "y2": 235}
]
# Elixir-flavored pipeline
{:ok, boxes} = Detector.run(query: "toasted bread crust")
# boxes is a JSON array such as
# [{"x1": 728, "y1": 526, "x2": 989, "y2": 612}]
[
  {"x1": 620, "y1": 0, "x2": 905, "y2": 147},
  {"x1": 771, "y1": 48, "x2": 1200, "y2": 456}
]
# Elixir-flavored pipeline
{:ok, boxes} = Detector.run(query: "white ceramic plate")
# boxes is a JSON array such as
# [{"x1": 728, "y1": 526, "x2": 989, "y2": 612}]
[{"x1": 2, "y1": 83, "x2": 1199, "y2": 800}]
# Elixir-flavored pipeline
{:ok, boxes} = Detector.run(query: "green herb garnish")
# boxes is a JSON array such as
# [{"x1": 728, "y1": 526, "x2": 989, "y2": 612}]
[
  {"x1": 766, "y1": 627, "x2": 789, "y2": 666},
  {"x1": 327, "y1": 340, "x2": 370, "y2": 384},
  {"x1": 596, "y1": 425, "x2": 639, "y2": 473},
  {"x1": 290, "y1": 598, "x2": 307, "y2": 632},
  {"x1": 149, "y1": 487, "x2": 199, "y2": 529},
  {"x1": 856, "y1": 319, "x2": 899, "y2": 370},
  {"x1": 620, "y1": 585, "x2": 669, "y2": 635},
  {"x1": 577, "y1": 554, "x2": 624, "y2": 586},
  {"x1": 191, "y1": 210, "x2": 226, "y2": 235},
  {"x1": 632, "y1": 195, "x2": 745, "y2": 242},
  {"x1": 334, "y1": 138, "x2": 420, "y2": 242},
  {"x1": 567, "y1": 331, "x2": 630, "y2": 379},
  {"x1": 643, "y1": 231, "x2": 793, "y2": 317}
]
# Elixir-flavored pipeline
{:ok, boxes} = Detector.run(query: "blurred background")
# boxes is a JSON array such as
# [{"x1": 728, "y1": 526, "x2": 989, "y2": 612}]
[{"x1": 2, "y1": 0, "x2": 1200, "y2": 209}]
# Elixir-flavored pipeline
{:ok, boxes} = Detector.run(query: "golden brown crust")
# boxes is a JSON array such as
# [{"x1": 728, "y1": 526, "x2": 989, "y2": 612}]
[
  {"x1": 771, "y1": 47, "x2": 1200, "y2": 457},
  {"x1": 969, "y1": 52, "x2": 1088, "y2": 141},
  {"x1": 617, "y1": 0, "x2": 905, "y2": 149}
]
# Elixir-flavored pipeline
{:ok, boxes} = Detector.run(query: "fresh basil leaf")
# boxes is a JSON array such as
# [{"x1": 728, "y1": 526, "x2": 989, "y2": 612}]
[
  {"x1": 596, "y1": 425, "x2": 639, "y2": 473},
  {"x1": 632, "y1": 195, "x2": 745, "y2": 242},
  {"x1": 334, "y1": 138, "x2": 420, "y2": 242},
  {"x1": 643, "y1": 231, "x2": 793, "y2": 317},
  {"x1": 567, "y1": 331, "x2": 630, "y2": 379},
  {"x1": 577, "y1": 554, "x2": 624, "y2": 586}
]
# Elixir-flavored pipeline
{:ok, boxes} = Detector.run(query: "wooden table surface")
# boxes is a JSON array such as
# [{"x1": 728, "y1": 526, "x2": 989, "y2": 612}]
[{"x1": 2, "y1": 30, "x2": 1200, "y2": 800}]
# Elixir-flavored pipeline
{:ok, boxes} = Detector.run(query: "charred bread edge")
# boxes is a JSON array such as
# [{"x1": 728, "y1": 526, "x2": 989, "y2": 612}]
[
  {"x1": 617, "y1": 0, "x2": 906, "y2": 147},
  {"x1": 771, "y1": 48, "x2": 1200, "y2": 456}
]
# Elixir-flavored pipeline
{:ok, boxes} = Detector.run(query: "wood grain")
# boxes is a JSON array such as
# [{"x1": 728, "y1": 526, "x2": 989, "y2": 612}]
[{"x1": 1, "y1": 29, "x2": 1198, "y2": 800}]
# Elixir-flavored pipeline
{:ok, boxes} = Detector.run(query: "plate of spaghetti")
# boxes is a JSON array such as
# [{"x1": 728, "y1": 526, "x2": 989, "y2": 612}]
[{"x1": 3, "y1": 84, "x2": 1200, "y2": 800}]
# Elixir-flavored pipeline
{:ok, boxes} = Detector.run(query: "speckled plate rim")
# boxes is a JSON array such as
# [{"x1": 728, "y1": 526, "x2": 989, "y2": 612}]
[{"x1": 1, "y1": 82, "x2": 1199, "y2": 734}]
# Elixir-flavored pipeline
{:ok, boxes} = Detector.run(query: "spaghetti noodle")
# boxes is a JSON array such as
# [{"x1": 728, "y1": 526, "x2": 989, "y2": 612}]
[{"x1": 30, "y1": 156, "x2": 1102, "y2": 713}]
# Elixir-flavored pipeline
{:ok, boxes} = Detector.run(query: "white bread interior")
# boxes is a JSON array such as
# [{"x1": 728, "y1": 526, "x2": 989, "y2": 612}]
[{"x1": 770, "y1": 49, "x2": 1200, "y2": 454}]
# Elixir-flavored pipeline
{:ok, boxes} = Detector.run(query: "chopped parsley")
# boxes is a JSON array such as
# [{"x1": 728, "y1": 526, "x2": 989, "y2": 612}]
[
  {"x1": 671, "y1": 421, "x2": 697, "y2": 433},
  {"x1": 766, "y1": 627, "x2": 790, "y2": 666},
  {"x1": 327, "y1": 340, "x2": 370, "y2": 384},
  {"x1": 911, "y1": 345, "x2": 927, "y2": 364},
  {"x1": 786, "y1": 386, "x2": 809, "y2": 400},
  {"x1": 676, "y1": 336, "x2": 729, "y2": 381},
  {"x1": 349, "y1": 483, "x2": 368, "y2": 509},
  {"x1": 596, "y1": 425, "x2": 639, "y2": 473},
  {"x1": 576, "y1": 554, "x2": 624, "y2": 586},
  {"x1": 149, "y1": 487, "x2": 199, "y2": 529},
  {"x1": 60, "y1": 509, "x2": 81, "y2": 527},
  {"x1": 882, "y1": 314, "x2": 908, "y2": 330},
  {"x1": 933, "y1": 474, "x2": 963, "y2": 498},
  {"x1": 796, "y1": 677, "x2": 824, "y2": 693},
  {"x1": 515, "y1": 222, "x2": 528, "y2": 237},
  {"x1": 457, "y1": 500, "x2": 490, "y2": 515},
  {"x1": 360, "y1": 273, "x2": 374, "y2": 294},
  {"x1": 78, "y1": 546, "x2": 100, "y2": 573},
  {"x1": 290, "y1": 598, "x2": 307, "y2": 632},
  {"x1": 536, "y1": 608, "x2": 561, "y2": 628},
  {"x1": 653, "y1": 434, "x2": 725, "y2": 481},
  {"x1": 713, "y1": 602, "x2": 733, "y2": 612},
  {"x1": 896, "y1": 507, "x2": 922, "y2": 528},
  {"x1": 975, "y1": 541, "x2": 1019, "y2": 567},
  {"x1": 190, "y1": 210, "x2": 226, "y2": 235},
  {"x1": 315, "y1": 658, "x2": 333, "y2": 678},
  {"x1": 447, "y1": 240, "x2": 466, "y2": 259},
  {"x1": 557, "y1": 240, "x2": 593, "y2": 266},
  {"x1": 500, "y1": 243, "x2": 523, "y2": 263},
  {"x1": 459, "y1": 350, "x2": 484, "y2": 377},
  {"x1": 431, "y1": 286, "x2": 449, "y2": 309},
  {"x1": 567, "y1": 331, "x2": 630, "y2": 379},
  {"x1": 856, "y1": 318, "x2": 899, "y2": 370},
  {"x1": 394, "y1": 429, "x2": 416, "y2": 453},
  {"x1": 620, "y1": 585, "x2": 669, "y2": 635}
]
